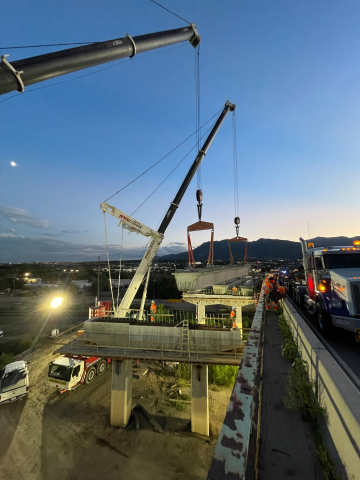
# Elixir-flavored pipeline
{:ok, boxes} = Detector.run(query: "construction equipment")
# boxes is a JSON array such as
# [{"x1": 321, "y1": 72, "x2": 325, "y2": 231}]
[
  {"x1": 187, "y1": 220, "x2": 214, "y2": 267},
  {"x1": 0, "y1": 361, "x2": 30, "y2": 405},
  {"x1": 48, "y1": 355, "x2": 111, "y2": 392},
  {"x1": 229, "y1": 234, "x2": 248, "y2": 264},
  {"x1": 293, "y1": 239, "x2": 360, "y2": 337},
  {"x1": 0, "y1": 25, "x2": 201, "y2": 96},
  {"x1": 101, "y1": 100, "x2": 236, "y2": 318}
]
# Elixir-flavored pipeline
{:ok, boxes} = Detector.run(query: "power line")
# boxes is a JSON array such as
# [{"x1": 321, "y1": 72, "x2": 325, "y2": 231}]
[
  {"x1": 149, "y1": 0, "x2": 191, "y2": 25},
  {"x1": 104, "y1": 108, "x2": 223, "y2": 202},
  {"x1": 131, "y1": 120, "x2": 217, "y2": 216}
]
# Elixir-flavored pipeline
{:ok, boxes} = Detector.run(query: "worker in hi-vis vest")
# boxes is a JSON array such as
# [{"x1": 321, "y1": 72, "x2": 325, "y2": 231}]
[
  {"x1": 230, "y1": 306, "x2": 236, "y2": 328},
  {"x1": 150, "y1": 300, "x2": 156, "y2": 323},
  {"x1": 232, "y1": 286, "x2": 237, "y2": 295}
]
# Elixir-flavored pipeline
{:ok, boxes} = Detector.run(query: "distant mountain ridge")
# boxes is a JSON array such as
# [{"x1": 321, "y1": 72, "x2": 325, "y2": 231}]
[{"x1": 159, "y1": 236, "x2": 360, "y2": 261}]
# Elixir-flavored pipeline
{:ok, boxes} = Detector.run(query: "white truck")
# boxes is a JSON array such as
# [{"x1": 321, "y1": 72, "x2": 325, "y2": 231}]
[
  {"x1": 48, "y1": 355, "x2": 110, "y2": 392},
  {"x1": 0, "y1": 361, "x2": 30, "y2": 404},
  {"x1": 293, "y1": 238, "x2": 360, "y2": 338}
]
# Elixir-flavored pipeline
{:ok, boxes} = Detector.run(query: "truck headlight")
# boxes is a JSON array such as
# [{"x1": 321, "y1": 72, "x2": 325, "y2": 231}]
[{"x1": 331, "y1": 300, "x2": 342, "y2": 308}]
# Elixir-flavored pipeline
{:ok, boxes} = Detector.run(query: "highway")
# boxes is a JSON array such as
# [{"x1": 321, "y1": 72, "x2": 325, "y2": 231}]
[{"x1": 287, "y1": 296, "x2": 360, "y2": 391}]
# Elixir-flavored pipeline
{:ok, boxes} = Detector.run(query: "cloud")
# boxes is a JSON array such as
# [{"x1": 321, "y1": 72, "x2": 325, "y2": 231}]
[
  {"x1": 0, "y1": 235, "x2": 187, "y2": 262},
  {"x1": 42, "y1": 233, "x2": 63, "y2": 237},
  {"x1": 0, "y1": 206, "x2": 52, "y2": 229},
  {"x1": 62, "y1": 230, "x2": 89, "y2": 234}
]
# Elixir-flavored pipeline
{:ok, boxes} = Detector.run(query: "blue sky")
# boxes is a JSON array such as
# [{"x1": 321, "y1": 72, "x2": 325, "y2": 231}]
[{"x1": 1, "y1": 0, "x2": 360, "y2": 261}]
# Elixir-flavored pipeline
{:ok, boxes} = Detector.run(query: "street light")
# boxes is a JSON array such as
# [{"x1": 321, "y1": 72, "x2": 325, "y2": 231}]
[
  {"x1": 25, "y1": 273, "x2": 30, "y2": 276},
  {"x1": 51, "y1": 297, "x2": 63, "y2": 308}
]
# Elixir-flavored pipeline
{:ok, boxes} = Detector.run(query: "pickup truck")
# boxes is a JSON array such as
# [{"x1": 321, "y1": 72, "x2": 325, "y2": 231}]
[{"x1": 0, "y1": 361, "x2": 30, "y2": 404}]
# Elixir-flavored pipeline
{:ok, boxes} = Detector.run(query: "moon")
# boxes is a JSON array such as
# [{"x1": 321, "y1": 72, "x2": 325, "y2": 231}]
[{"x1": 11, "y1": 161, "x2": 16, "y2": 166}]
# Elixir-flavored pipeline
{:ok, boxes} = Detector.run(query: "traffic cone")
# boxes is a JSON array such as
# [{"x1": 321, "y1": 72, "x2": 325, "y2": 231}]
[
  {"x1": 266, "y1": 301, "x2": 271, "y2": 311},
  {"x1": 273, "y1": 302, "x2": 278, "y2": 312}
]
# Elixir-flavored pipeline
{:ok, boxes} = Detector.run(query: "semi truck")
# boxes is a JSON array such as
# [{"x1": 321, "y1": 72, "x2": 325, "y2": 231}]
[
  {"x1": 293, "y1": 238, "x2": 360, "y2": 338},
  {"x1": 0, "y1": 360, "x2": 30, "y2": 404},
  {"x1": 48, "y1": 355, "x2": 110, "y2": 392}
]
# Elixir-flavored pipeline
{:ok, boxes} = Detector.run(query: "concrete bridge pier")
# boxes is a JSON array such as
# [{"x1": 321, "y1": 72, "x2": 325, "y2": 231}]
[
  {"x1": 110, "y1": 360, "x2": 133, "y2": 427},
  {"x1": 197, "y1": 301, "x2": 206, "y2": 324},
  {"x1": 191, "y1": 364, "x2": 209, "y2": 436}
]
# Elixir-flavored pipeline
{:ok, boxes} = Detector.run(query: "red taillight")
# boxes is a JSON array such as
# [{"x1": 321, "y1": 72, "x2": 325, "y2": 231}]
[{"x1": 308, "y1": 275, "x2": 315, "y2": 296}]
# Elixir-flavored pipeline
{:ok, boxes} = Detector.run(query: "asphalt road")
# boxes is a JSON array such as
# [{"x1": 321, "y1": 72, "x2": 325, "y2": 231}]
[{"x1": 287, "y1": 296, "x2": 360, "y2": 390}]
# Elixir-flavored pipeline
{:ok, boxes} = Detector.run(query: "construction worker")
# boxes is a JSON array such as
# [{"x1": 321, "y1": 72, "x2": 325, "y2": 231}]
[
  {"x1": 232, "y1": 286, "x2": 237, "y2": 295},
  {"x1": 230, "y1": 306, "x2": 236, "y2": 328},
  {"x1": 150, "y1": 300, "x2": 156, "y2": 323}
]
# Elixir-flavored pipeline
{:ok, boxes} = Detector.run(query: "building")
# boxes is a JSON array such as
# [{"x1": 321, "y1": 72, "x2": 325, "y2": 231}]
[
  {"x1": 71, "y1": 280, "x2": 93, "y2": 290},
  {"x1": 25, "y1": 277, "x2": 42, "y2": 284}
]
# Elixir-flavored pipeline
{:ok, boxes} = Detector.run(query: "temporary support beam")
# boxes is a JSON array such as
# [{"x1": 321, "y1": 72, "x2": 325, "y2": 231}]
[
  {"x1": 191, "y1": 364, "x2": 209, "y2": 436},
  {"x1": 110, "y1": 360, "x2": 132, "y2": 427}
]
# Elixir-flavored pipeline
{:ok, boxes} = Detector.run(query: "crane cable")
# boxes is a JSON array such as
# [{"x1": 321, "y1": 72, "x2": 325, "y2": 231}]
[
  {"x1": 233, "y1": 112, "x2": 239, "y2": 220},
  {"x1": 104, "y1": 107, "x2": 222, "y2": 203},
  {"x1": 116, "y1": 226, "x2": 124, "y2": 309},
  {"x1": 103, "y1": 212, "x2": 116, "y2": 309},
  {"x1": 195, "y1": 44, "x2": 201, "y2": 191}
]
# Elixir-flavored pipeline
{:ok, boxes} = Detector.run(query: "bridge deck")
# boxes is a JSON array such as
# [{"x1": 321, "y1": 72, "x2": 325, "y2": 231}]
[{"x1": 55, "y1": 337, "x2": 245, "y2": 365}]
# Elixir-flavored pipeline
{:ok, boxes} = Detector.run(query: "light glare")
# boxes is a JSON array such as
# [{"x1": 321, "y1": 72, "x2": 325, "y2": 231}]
[
  {"x1": 51, "y1": 297, "x2": 63, "y2": 308},
  {"x1": 11, "y1": 161, "x2": 16, "y2": 166}
]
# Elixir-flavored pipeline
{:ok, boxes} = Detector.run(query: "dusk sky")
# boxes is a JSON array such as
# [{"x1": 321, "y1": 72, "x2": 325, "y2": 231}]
[{"x1": 1, "y1": 0, "x2": 359, "y2": 261}]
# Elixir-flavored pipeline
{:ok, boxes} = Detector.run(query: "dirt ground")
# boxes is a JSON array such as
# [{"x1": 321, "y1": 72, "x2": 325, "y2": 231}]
[{"x1": 0, "y1": 337, "x2": 232, "y2": 480}]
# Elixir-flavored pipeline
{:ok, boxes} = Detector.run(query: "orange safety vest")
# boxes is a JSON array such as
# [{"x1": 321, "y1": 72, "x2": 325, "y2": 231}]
[
  {"x1": 230, "y1": 310, "x2": 235, "y2": 319},
  {"x1": 150, "y1": 304, "x2": 156, "y2": 314}
]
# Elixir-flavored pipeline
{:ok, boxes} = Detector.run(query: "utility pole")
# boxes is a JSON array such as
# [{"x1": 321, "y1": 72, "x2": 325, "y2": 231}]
[{"x1": 13, "y1": 268, "x2": 17, "y2": 295}]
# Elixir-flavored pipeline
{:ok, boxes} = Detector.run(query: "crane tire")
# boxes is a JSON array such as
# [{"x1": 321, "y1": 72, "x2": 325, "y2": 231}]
[
  {"x1": 97, "y1": 360, "x2": 107, "y2": 376},
  {"x1": 85, "y1": 366, "x2": 96, "y2": 385}
]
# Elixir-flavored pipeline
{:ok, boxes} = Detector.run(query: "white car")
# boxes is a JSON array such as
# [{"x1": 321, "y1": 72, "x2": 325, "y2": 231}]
[{"x1": 0, "y1": 361, "x2": 30, "y2": 404}]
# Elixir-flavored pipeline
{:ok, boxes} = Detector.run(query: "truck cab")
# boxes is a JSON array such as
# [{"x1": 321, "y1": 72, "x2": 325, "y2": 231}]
[
  {"x1": 293, "y1": 238, "x2": 360, "y2": 337},
  {"x1": 48, "y1": 355, "x2": 109, "y2": 391},
  {"x1": 0, "y1": 361, "x2": 29, "y2": 404}
]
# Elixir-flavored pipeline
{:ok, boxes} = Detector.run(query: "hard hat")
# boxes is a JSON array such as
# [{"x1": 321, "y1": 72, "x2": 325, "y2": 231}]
[
  {"x1": 232, "y1": 306, "x2": 236, "y2": 311},
  {"x1": 151, "y1": 300, "x2": 155, "y2": 304}
]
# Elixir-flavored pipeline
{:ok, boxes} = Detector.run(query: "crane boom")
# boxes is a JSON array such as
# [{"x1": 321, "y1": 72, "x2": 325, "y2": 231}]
[
  {"x1": 0, "y1": 25, "x2": 201, "y2": 96},
  {"x1": 109, "y1": 100, "x2": 235, "y2": 318}
]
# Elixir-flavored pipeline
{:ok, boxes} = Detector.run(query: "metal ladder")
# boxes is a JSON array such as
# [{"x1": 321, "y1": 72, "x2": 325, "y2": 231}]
[{"x1": 180, "y1": 320, "x2": 190, "y2": 358}]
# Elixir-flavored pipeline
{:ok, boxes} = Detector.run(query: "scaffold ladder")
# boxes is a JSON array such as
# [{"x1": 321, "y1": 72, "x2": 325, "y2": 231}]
[{"x1": 180, "y1": 320, "x2": 190, "y2": 358}]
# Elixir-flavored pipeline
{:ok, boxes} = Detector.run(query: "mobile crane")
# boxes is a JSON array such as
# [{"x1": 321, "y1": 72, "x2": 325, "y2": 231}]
[
  {"x1": 0, "y1": 24, "x2": 200, "y2": 96},
  {"x1": 293, "y1": 238, "x2": 360, "y2": 338},
  {"x1": 101, "y1": 100, "x2": 236, "y2": 318}
]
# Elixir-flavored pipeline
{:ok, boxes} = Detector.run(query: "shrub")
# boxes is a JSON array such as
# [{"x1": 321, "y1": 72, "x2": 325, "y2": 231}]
[
  {"x1": 208, "y1": 365, "x2": 238, "y2": 387},
  {"x1": 175, "y1": 401, "x2": 186, "y2": 412},
  {"x1": 0, "y1": 352, "x2": 14, "y2": 369}
]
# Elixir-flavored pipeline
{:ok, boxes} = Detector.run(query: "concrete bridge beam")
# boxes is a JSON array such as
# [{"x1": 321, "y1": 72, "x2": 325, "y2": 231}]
[
  {"x1": 110, "y1": 360, "x2": 133, "y2": 427},
  {"x1": 191, "y1": 364, "x2": 209, "y2": 436}
]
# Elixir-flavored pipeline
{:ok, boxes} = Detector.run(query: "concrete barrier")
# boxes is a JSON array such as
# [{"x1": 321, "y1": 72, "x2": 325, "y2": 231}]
[{"x1": 282, "y1": 299, "x2": 360, "y2": 479}]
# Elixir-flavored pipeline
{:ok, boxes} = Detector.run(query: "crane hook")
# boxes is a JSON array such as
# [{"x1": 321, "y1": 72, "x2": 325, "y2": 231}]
[
  {"x1": 196, "y1": 189, "x2": 203, "y2": 221},
  {"x1": 234, "y1": 216, "x2": 240, "y2": 237}
]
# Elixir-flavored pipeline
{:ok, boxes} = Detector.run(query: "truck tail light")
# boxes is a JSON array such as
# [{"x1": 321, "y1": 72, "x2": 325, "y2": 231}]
[
  {"x1": 308, "y1": 275, "x2": 315, "y2": 296},
  {"x1": 318, "y1": 284, "x2": 326, "y2": 292}
]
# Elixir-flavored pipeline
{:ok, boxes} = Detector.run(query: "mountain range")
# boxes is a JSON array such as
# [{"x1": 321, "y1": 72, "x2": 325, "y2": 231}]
[{"x1": 159, "y1": 236, "x2": 360, "y2": 261}]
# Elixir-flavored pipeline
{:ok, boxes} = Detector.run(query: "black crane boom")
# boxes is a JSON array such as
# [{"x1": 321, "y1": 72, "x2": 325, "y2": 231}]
[{"x1": 0, "y1": 24, "x2": 201, "y2": 96}]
